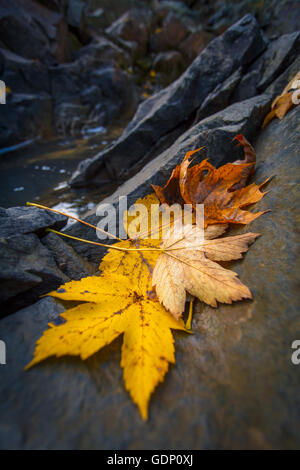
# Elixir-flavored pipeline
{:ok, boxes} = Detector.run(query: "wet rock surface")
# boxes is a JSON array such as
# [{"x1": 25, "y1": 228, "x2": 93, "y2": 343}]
[
  {"x1": 42, "y1": 231, "x2": 96, "y2": 280},
  {"x1": 232, "y1": 31, "x2": 300, "y2": 102},
  {"x1": 0, "y1": 207, "x2": 94, "y2": 315},
  {"x1": 0, "y1": 206, "x2": 67, "y2": 238},
  {"x1": 0, "y1": 233, "x2": 69, "y2": 316},
  {"x1": 0, "y1": 0, "x2": 299, "y2": 450},
  {"x1": 70, "y1": 14, "x2": 267, "y2": 187},
  {"x1": 66, "y1": 93, "x2": 272, "y2": 261},
  {"x1": 0, "y1": 106, "x2": 299, "y2": 449},
  {"x1": 1, "y1": 1, "x2": 299, "y2": 148}
]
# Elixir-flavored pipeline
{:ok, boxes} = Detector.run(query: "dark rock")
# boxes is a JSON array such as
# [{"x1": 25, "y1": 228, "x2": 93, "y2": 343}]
[
  {"x1": 0, "y1": 233, "x2": 69, "y2": 315},
  {"x1": 0, "y1": 1, "x2": 49, "y2": 63},
  {"x1": 50, "y1": 62, "x2": 82, "y2": 106},
  {"x1": 105, "y1": 7, "x2": 153, "y2": 57},
  {"x1": 0, "y1": 105, "x2": 299, "y2": 448},
  {"x1": 0, "y1": 0, "x2": 71, "y2": 64},
  {"x1": 155, "y1": 0, "x2": 200, "y2": 21},
  {"x1": 42, "y1": 232, "x2": 97, "y2": 279},
  {"x1": 231, "y1": 69, "x2": 261, "y2": 103},
  {"x1": 67, "y1": 93, "x2": 272, "y2": 262},
  {"x1": 265, "y1": 55, "x2": 300, "y2": 99},
  {"x1": 256, "y1": 31, "x2": 300, "y2": 92},
  {"x1": 80, "y1": 86, "x2": 102, "y2": 107},
  {"x1": 179, "y1": 29, "x2": 213, "y2": 65},
  {"x1": 85, "y1": 0, "x2": 144, "y2": 30},
  {"x1": 67, "y1": 0, "x2": 85, "y2": 29},
  {"x1": 153, "y1": 50, "x2": 185, "y2": 85},
  {"x1": 109, "y1": 37, "x2": 140, "y2": 62},
  {"x1": 76, "y1": 37, "x2": 132, "y2": 68},
  {"x1": 195, "y1": 67, "x2": 243, "y2": 122},
  {"x1": 199, "y1": 0, "x2": 300, "y2": 37},
  {"x1": 0, "y1": 206, "x2": 67, "y2": 238},
  {"x1": 150, "y1": 11, "x2": 189, "y2": 52},
  {"x1": 70, "y1": 15, "x2": 267, "y2": 187},
  {"x1": 0, "y1": 93, "x2": 53, "y2": 148},
  {"x1": 36, "y1": 0, "x2": 68, "y2": 12},
  {"x1": 0, "y1": 48, "x2": 51, "y2": 95},
  {"x1": 0, "y1": 205, "x2": 68, "y2": 313},
  {"x1": 233, "y1": 31, "x2": 300, "y2": 102},
  {"x1": 90, "y1": 65, "x2": 138, "y2": 121},
  {"x1": 55, "y1": 103, "x2": 90, "y2": 137},
  {"x1": 50, "y1": 59, "x2": 138, "y2": 137}
]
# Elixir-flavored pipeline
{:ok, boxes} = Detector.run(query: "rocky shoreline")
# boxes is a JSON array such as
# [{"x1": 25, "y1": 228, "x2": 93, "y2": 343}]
[{"x1": 0, "y1": 0, "x2": 299, "y2": 450}]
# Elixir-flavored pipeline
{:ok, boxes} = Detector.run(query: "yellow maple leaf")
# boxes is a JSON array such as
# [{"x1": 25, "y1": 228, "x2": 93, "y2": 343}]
[
  {"x1": 26, "y1": 190, "x2": 260, "y2": 419},
  {"x1": 26, "y1": 272, "x2": 186, "y2": 420},
  {"x1": 26, "y1": 194, "x2": 186, "y2": 420},
  {"x1": 99, "y1": 193, "x2": 162, "y2": 278}
]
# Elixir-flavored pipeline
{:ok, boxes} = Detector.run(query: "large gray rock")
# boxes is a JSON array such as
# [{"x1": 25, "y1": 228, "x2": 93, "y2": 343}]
[
  {"x1": 0, "y1": 206, "x2": 67, "y2": 238},
  {"x1": 232, "y1": 31, "x2": 300, "y2": 102},
  {"x1": 265, "y1": 55, "x2": 300, "y2": 99},
  {"x1": 42, "y1": 232, "x2": 97, "y2": 280},
  {"x1": 0, "y1": 206, "x2": 68, "y2": 315},
  {"x1": 0, "y1": 105, "x2": 299, "y2": 448},
  {"x1": 195, "y1": 67, "x2": 243, "y2": 122},
  {"x1": 70, "y1": 14, "x2": 267, "y2": 187},
  {"x1": 256, "y1": 31, "x2": 300, "y2": 92},
  {"x1": 66, "y1": 93, "x2": 272, "y2": 262},
  {"x1": 0, "y1": 233, "x2": 69, "y2": 315},
  {"x1": 194, "y1": 31, "x2": 300, "y2": 112}
]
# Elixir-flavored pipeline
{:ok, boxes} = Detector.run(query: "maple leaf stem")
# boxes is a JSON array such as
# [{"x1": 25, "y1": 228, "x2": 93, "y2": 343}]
[
  {"x1": 185, "y1": 298, "x2": 194, "y2": 331},
  {"x1": 46, "y1": 229, "x2": 165, "y2": 253},
  {"x1": 26, "y1": 202, "x2": 123, "y2": 242}
]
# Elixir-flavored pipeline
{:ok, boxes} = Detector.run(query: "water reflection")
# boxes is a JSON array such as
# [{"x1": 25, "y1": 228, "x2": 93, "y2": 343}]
[{"x1": 0, "y1": 120, "x2": 125, "y2": 215}]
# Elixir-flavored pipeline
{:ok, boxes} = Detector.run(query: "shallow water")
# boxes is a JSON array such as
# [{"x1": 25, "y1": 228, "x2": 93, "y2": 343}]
[{"x1": 0, "y1": 123, "x2": 124, "y2": 219}]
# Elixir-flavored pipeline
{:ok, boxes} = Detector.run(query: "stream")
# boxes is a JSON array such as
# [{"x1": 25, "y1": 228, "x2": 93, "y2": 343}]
[{"x1": 0, "y1": 121, "x2": 126, "y2": 222}]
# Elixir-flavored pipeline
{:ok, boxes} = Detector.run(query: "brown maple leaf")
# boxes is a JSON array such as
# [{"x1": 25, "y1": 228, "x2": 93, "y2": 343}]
[{"x1": 152, "y1": 135, "x2": 269, "y2": 227}]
